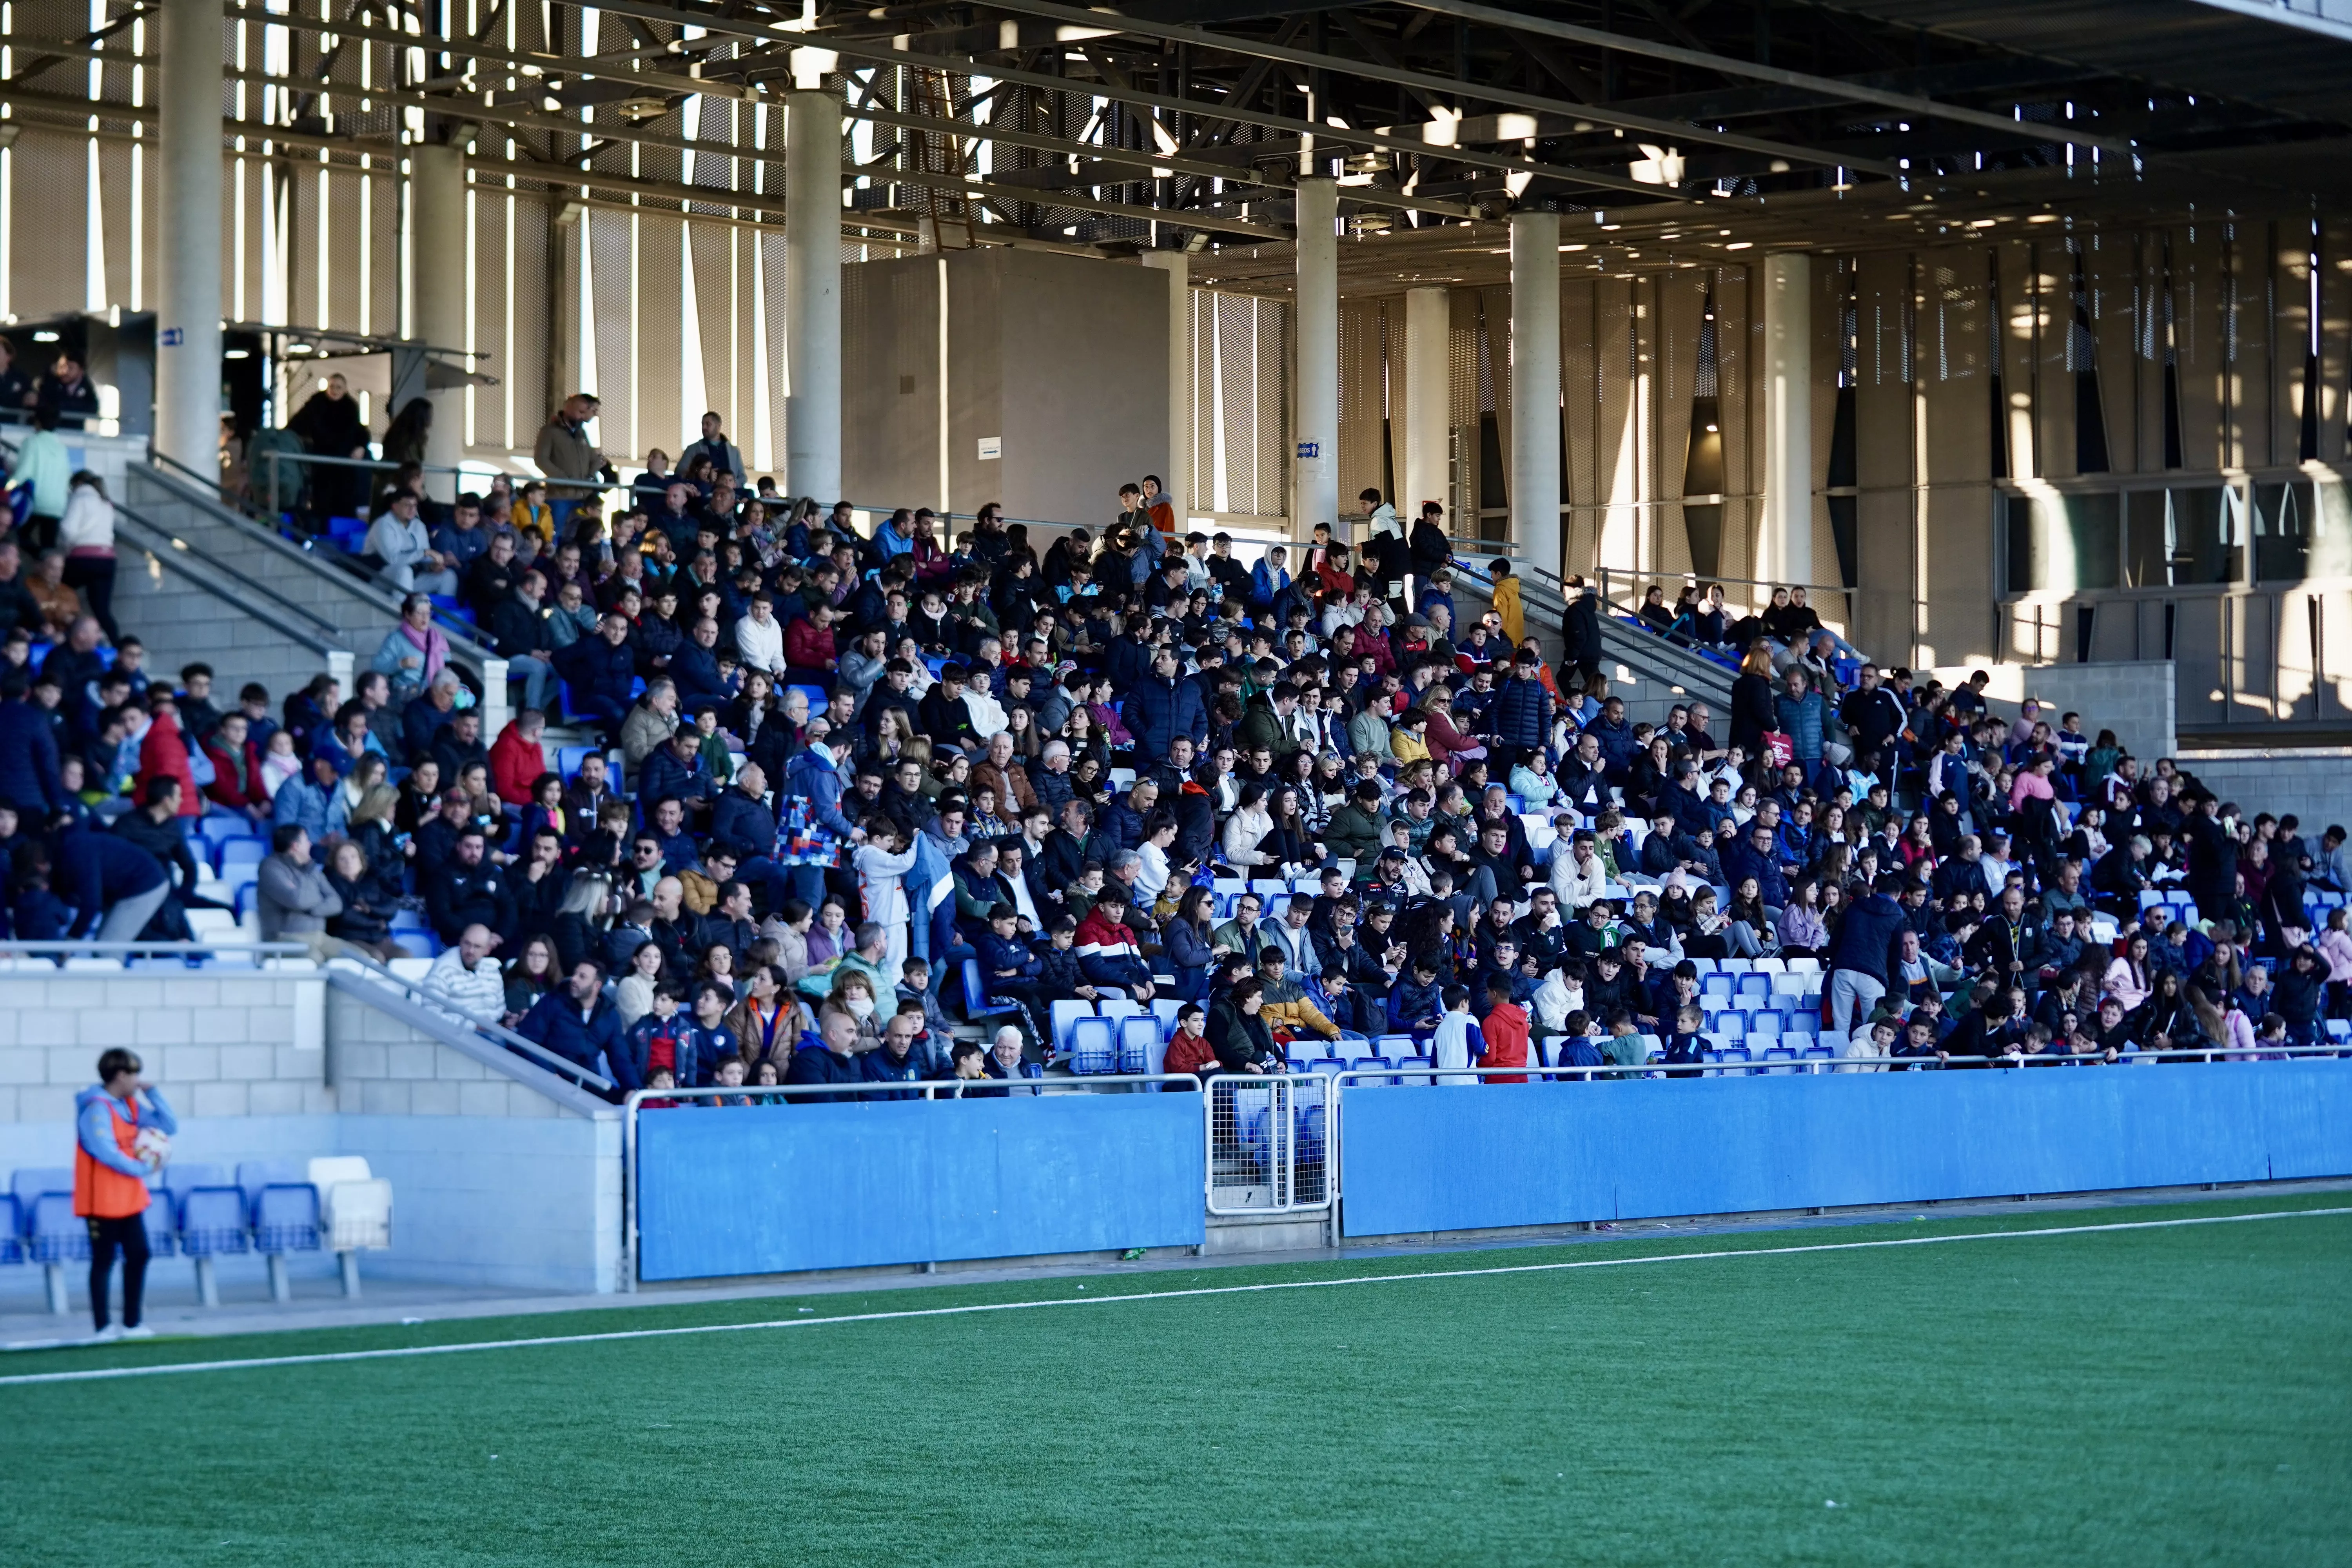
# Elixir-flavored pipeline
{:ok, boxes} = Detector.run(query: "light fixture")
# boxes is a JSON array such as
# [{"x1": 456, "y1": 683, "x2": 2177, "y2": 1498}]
[
  {"x1": 31, "y1": 330, "x2": 58, "y2": 342},
  {"x1": 225, "y1": 348, "x2": 251, "y2": 360},
  {"x1": 1725, "y1": 241, "x2": 1753, "y2": 251},
  {"x1": 1704, "y1": 423, "x2": 1719, "y2": 432},
  {"x1": 288, "y1": 342, "x2": 314, "y2": 353}
]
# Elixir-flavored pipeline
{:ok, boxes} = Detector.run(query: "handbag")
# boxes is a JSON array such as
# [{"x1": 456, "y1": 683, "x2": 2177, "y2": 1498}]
[{"x1": 1760, "y1": 730, "x2": 1795, "y2": 768}]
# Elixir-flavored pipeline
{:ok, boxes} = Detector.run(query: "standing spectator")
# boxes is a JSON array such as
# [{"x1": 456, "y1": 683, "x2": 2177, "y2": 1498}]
[
  {"x1": 0, "y1": 668, "x2": 64, "y2": 819},
  {"x1": 7, "y1": 408, "x2": 70, "y2": 553},
  {"x1": 1561, "y1": 575, "x2": 1606, "y2": 703},
  {"x1": 286, "y1": 371, "x2": 370, "y2": 520},
  {"x1": 35, "y1": 350, "x2": 100, "y2": 431},
  {"x1": 532, "y1": 394, "x2": 612, "y2": 484},
  {"x1": 73, "y1": 1047, "x2": 174, "y2": 1340},
  {"x1": 56, "y1": 471, "x2": 117, "y2": 641},
  {"x1": 56, "y1": 825, "x2": 170, "y2": 942},
  {"x1": 677, "y1": 410, "x2": 746, "y2": 486},
  {"x1": 256, "y1": 824, "x2": 345, "y2": 960}
]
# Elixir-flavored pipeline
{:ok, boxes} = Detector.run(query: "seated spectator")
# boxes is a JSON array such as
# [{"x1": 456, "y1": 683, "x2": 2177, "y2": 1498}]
[
  {"x1": 254, "y1": 823, "x2": 343, "y2": 960},
  {"x1": 422, "y1": 923, "x2": 511, "y2": 1028}
]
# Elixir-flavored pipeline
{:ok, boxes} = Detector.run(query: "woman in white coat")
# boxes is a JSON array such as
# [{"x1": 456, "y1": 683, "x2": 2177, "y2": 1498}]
[{"x1": 58, "y1": 470, "x2": 118, "y2": 641}]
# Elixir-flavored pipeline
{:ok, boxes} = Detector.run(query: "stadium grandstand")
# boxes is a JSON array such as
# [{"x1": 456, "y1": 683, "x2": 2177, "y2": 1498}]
[{"x1": 0, "y1": 1, "x2": 2347, "y2": 1560}]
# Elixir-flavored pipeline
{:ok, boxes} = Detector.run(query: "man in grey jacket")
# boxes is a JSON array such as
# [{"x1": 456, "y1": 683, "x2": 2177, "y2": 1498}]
[{"x1": 255, "y1": 824, "x2": 344, "y2": 961}]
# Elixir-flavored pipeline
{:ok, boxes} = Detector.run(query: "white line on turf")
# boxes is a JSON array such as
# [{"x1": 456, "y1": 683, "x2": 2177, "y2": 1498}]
[{"x1": 4, "y1": 1205, "x2": 2344, "y2": 1387}]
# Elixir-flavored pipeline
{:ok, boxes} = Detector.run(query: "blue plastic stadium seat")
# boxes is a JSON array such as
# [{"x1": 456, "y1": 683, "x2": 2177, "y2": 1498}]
[
  {"x1": 1066, "y1": 1016, "x2": 1117, "y2": 1075},
  {"x1": 140, "y1": 1190, "x2": 178, "y2": 1257},
  {"x1": 788, "y1": 684, "x2": 829, "y2": 715},
  {"x1": 29, "y1": 1193, "x2": 87, "y2": 1263},
  {"x1": 253, "y1": 1184, "x2": 322, "y2": 1255},
  {"x1": 1398, "y1": 1054, "x2": 1434, "y2": 1086},
  {"x1": 1374, "y1": 1034, "x2": 1415, "y2": 1061},
  {"x1": 176, "y1": 1187, "x2": 252, "y2": 1256},
  {"x1": 0, "y1": 1193, "x2": 19, "y2": 1263},
  {"x1": 1116, "y1": 1016, "x2": 1160, "y2": 1075},
  {"x1": 1049, "y1": 999, "x2": 1094, "y2": 1057},
  {"x1": 1151, "y1": 998, "x2": 1184, "y2": 1038},
  {"x1": 958, "y1": 958, "x2": 1022, "y2": 1029}
]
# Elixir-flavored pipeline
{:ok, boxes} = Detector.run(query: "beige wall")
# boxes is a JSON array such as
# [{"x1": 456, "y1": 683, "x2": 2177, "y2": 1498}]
[{"x1": 843, "y1": 247, "x2": 1171, "y2": 529}]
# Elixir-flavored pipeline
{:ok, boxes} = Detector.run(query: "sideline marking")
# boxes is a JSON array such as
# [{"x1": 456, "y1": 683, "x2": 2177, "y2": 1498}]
[{"x1": 4, "y1": 1205, "x2": 2344, "y2": 1387}]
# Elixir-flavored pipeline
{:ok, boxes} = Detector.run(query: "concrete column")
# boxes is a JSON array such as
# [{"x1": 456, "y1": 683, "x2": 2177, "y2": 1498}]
[
  {"x1": 409, "y1": 141, "x2": 468, "y2": 501},
  {"x1": 1761, "y1": 252, "x2": 1814, "y2": 586},
  {"x1": 1402, "y1": 286, "x2": 1450, "y2": 527},
  {"x1": 156, "y1": 0, "x2": 224, "y2": 476},
  {"x1": 786, "y1": 89, "x2": 843, "y2": 506},
  {"x1": 1510, "y1": 211, "x2": 1562, "y2": 578},
  {"x1": 1292, "y1": 176, "x2": 1338, "y2": 539},
  {"x1": 1141, "y1": 251, "x2": 1190, "y2": 523}
]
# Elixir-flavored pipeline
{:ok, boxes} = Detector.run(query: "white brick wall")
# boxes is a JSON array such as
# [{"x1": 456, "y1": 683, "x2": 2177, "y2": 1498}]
[{"x1": 0, "y1": 974, "x2": 327, "y2": 1124}]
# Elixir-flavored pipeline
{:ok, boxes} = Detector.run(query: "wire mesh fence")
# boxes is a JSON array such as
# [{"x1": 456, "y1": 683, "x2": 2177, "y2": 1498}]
[{"x1": 1205, "y1": 1074, "x2": 1330, "y2": 1213}]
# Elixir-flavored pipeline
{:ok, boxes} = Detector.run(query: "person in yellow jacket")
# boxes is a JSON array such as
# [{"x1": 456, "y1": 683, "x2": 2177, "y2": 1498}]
[
  {"x1": 1389, "y1": 707, "x2": 1433, "y2": 766},
  {"x1": 1489, "y1": 558, "x2": 1524, "y2": 646}
]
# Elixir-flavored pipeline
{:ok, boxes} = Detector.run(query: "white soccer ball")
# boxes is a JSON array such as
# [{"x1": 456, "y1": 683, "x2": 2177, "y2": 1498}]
[{"x1": 133, "y1": 1127, "x2": 171, "y2": 1167}]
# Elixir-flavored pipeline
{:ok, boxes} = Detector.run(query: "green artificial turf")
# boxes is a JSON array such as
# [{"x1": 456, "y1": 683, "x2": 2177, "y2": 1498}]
[{"x1": 3, "y1": 1194, "x2": 2347, "y2": 1566}]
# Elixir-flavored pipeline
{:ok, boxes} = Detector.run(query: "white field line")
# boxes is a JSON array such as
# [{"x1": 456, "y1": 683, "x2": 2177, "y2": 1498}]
[{"x1": 4, "y1": 1205, "x2": 2345, "y2": 1387}]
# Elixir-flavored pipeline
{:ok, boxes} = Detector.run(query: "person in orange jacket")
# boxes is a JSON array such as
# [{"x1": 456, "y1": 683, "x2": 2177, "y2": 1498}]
[
  {"x1": 1478, "y1": 973, "x2": 1532, "y2": 1085},
  {"x1": 73, "y1": 1047, "x2": 175, "y2": 1339}
]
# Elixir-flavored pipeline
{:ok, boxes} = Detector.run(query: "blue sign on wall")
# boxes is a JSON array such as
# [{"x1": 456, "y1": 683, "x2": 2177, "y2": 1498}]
[
  {"x1": 637, "y1": 1094, "x2": 1206, "y2": 1281},
  {"x1": 1337, "y1": 1062, "x2": 2352, "y2": 1238}
]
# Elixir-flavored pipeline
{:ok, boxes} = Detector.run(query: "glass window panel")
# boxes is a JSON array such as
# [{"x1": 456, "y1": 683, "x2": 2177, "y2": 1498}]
[
  {"x1": 2125, "y1": 490, "x2": 2171, "y2": 587},
  {"x1": 2253, "y1": 479, "x2": 2315, "y2": 583},
  {"x1": 2171, "y1": 486, "x2": 2239, "y2": 586}
]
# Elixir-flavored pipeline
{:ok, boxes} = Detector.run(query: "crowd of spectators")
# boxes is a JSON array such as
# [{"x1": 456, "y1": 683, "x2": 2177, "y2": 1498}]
[{"x1": 13, "y1": 385, "x2": 2350, "y2": 1103}]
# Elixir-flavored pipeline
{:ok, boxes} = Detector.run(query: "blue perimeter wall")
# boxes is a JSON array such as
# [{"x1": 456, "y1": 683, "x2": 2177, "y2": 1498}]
[
  {"x1": 637, "y1": 1094, "x2": 1205, "y2": 1280},
  {"x1": 1338, "y1": 1060, "x2": 2352, "y2": 1238}
]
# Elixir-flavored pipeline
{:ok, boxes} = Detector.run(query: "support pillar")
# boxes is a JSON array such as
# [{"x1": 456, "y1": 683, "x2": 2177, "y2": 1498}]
[
  {"x1": 1292, "y1": 176, "x2": 1338, "y2": 539},
  {"x1": 156, "y1": 0, "x2": 224, "y2": 477},
  {"x1": 1762, "y1": 252, "x2": 1814, "y2": 587},
  {"x1": 1510, "y1": 211, "x2": 1562, "y2": 577},
  {"x1": 1402, "y1": 286, "x2": 1450, "y2": 528},
  {"x1": 410, "y1": 140, "x2": 469, "y2": 501},
  {"x1": 786, "y1": 89, "x2": 843, "y2": 506},
  {"x1": 1141, "y1": 252, "x2": 1190, "y2": 524}
]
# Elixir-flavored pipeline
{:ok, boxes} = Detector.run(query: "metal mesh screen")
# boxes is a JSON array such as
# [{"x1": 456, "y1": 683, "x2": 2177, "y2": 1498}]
[{"x1": 10, "y1": 129, "x2": 89, "y2": 320}]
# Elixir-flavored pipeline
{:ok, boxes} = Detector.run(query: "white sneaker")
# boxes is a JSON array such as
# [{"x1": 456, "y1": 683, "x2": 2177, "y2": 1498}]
[
  {"x1": 89, "y1": 1324, "x2": 125, "y2": 1343},
  {"x1": 118, "y1": 1325, "x2": 155, "y2": 1340}
]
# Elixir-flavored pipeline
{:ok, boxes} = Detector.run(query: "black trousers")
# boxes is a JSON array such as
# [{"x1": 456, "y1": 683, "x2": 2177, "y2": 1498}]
[{"x1": 87, "y1": 1214, "x2": 150, "y2": 1331}]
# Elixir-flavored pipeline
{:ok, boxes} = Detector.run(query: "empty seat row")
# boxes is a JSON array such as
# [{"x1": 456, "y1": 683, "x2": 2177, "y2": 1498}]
[{"x1": 1, "y1": 1158, "x2": 391, "y2": 1308}]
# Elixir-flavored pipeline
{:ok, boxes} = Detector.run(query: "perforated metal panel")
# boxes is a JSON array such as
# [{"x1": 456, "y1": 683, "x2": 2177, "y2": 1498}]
[
  {"x1": 1337, "y1": 296, "x2": 1390, "y2": 514},
  {"x1": 10, "y1": 129, "x2": 90, "y2": 320},
  {"x1": 760, "y1": 230, "x2": 790, "y2": 478},
  {"x1": 1591, "y1": 278, "x2": 1638, "y2": 573},
  {"x1": 588, "y1": 208, "x2": 637, "y2": 459}
]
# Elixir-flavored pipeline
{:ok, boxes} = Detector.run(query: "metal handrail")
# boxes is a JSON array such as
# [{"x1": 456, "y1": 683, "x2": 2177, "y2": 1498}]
[
  {"x1": 327, "y1": 951, "x2": 615, "y2": 1094},
  {"x1": 147, "y1": 450, "x2": 497, "y2": 659},
  {"x1": 111, "y1": 501, "x2": 345, "y2": 653},
  {"x1": 0, "y1": 940, "x2": 309, "y2": 958},
  {"x1": 258, "y1": 448, "x2": 617, "y2": 494}
]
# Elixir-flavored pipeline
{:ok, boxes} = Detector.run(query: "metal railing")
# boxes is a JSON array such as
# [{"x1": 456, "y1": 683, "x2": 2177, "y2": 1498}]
[
  {"x1": 325, "y1": 953, "x2": 616, "y2": 1096},
  {"x1": 620, "y1": 1071, "x2": 1199, "y2": 1290},
  {"x1": 147, "y1": 449, "x2": 499, "y2": 663},
  {"x1": 0, "y1": 939, "x2": 309, "y2": 964}
]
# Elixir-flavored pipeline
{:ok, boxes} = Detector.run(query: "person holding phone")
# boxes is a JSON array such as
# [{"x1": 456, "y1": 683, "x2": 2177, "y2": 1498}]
[{"x1": 73, "y1": 1047, "x2": 176, "y2": 1340}]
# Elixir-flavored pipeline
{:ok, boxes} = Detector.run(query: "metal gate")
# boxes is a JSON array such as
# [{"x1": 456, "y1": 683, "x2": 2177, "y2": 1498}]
[{"x1": 1205, "y1": 1074, "x2": 1330, "y2": 1214}]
